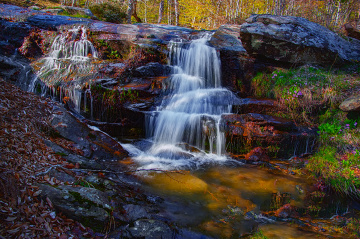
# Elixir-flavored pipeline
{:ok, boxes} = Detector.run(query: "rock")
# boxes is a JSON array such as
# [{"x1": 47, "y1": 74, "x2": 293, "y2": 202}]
[
  {"x1": 28, "y1": 6, "x2": 41, "y2": 11},
  {"x1": 245, "y1": 147, "x2": 270, "y2": 162},
  {"x1": 18, "y1": 29, "x2": 45, "y2": 58},
  {"x1": 274, "y1": 204, "x2": 299, "y2": 218},
  {"x1": 220, "y1": 113, "x2": 317, "y2": 158},
  {"x1": 339, "y1": 95, "x2": 360, "y2": 112},
  {"x1": 240, "y1": 14, "x2": 360, "y2": 66},
  {"x1": 48, "y1": 168, "x2": 76, "y2": 183},
  {"x1": 123, "y1": 204, "x2": 149, "y2": 221},
  {"x1": 344, "y1": 23, "x2": 360, "y2": 41},
  {"x1": 38, "y1": 184, "x2": 110, "y2": 231},
  {"x1": 210, "y1": 24, "x2": 254, "y2": 95},
  {"x1": 27, "y1": 14, "x2": 92, "y2": 30},
  {"x1": 0, "y1": 20, "x2": 31, "y2": 55},
  {"x1": 49, "y1": 104, "x2": 129, "y2": 162},
  {"x1": 123, "y1": 219, "x2": 173, "y2": 239},
  {"x1": 133, "y1": 62, "x2": 172, "y2": 77},
  {"x1": 220, "y1": 113, "x2": 296, "y2": 133},
  {"x1": 61, "y1": 6, "x2": 98, "y2": 20},
  {"x1": 233, "y1": 98, "x2": 279, "y2": 115},
  {"x1": 40, "y1": 8, "x2": 64, "y2": 14}
]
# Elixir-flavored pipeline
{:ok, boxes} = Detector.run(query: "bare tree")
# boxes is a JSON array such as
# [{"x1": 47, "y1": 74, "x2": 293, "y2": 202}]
[
  {"x1": 174, "y1": 0, "x2": 179, "y2": 25},
  {"x1": 127, "y1": 0, "x2": 135, "y2": 23},
  {"x1": 158, "y1": 0, "x2": 165, "y2": 23},
  {"x1": 127, "y1": 0, "x2": 142, "y2": 24}
]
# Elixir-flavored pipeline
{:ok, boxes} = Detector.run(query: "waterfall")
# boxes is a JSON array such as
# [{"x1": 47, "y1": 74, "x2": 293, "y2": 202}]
[
  {"x1": 35, "y1": 25, "x2": 98, "y2": 113},
  {"x1": 127, "y1": 34, "x2": 240, "y2": 170}
]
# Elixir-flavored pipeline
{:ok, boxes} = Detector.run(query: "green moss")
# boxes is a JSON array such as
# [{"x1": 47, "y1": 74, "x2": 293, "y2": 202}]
[
  {"x1": 307, "y1": 146, "x2": 360, "y2": 197},
  {"x1": 250, "y1": 229, "x2": 268, "y2": 239},
  {"x1": 58, "y1": 10, "x2": 91, "y2": 19}
]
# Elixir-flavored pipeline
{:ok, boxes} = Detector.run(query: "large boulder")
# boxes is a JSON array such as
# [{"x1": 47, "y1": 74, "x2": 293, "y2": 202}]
[
  {"x1": 344, "y1": 23, "x2": 360, "y2": 41},
  {"x1": 240, "y1": 14, "x2": 360, "y2": 66},
  {"x1": 210, "y1": 25, "x2": 254, "y2": 95},
  {"x1": 339, "y1": 95, "x2": 360, "y2": 112},
  {"x1": 38, "y1": 184, "x2": 111, "y2": 231}
]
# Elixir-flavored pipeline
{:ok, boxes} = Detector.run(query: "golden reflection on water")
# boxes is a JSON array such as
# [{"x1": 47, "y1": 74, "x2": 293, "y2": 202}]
[
  {"x1": 260, "y1": 223, "x2": 322, "y2": 239},
  {"x1": 138, "y1": 165, "x2": 314, "y2": 238}
]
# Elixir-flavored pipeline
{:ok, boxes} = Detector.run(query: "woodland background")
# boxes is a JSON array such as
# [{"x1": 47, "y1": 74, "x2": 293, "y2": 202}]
[{"x1": 55, "y1": 0, "x2": 360, "y2": 32}]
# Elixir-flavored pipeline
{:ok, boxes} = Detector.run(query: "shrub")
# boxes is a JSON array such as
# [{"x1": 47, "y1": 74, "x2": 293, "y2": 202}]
[{"x1": 89, "y1": 2, "x2": 126, "y2": 24}]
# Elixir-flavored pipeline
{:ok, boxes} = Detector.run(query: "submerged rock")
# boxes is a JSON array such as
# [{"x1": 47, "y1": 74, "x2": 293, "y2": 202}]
[{"x1": 240, "y1": 14, "x2": 360, "y2": 65}]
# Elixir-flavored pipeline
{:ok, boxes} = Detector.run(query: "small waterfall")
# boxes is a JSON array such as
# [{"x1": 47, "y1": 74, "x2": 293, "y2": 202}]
[
  {"x1": 129, "y1": 34, "x2": 239, "y2": 170},
  {"x1": 35, "y1": 25, "x2": 98, "y2": 113}
]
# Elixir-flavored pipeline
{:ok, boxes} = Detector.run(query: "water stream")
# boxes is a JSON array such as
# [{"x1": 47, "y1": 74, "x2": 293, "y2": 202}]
[
  {"x1": 124, "y1": 34, "x2": 240, "y2": 170},
  {"x1": 34, "y1": 25, "x2": 98, "y2": 113}
]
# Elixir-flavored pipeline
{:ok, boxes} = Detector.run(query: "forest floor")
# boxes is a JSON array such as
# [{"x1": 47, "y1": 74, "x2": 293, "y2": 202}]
[{"x1": 0, "y1": 78, "x2": 99, "y2": 238}]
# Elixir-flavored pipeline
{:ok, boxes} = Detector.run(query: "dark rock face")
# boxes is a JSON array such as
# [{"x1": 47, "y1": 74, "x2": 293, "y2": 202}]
[
  {"x1": 0, "y1": 20, "x2": 31, "y2": 55},
  {"x1": 220, "y1": 113, "x2": 317, "y2": 158},
  {"x1": 339, "y1": 95, "x2": 360, "y2": 112},
  {"x1": 210, "y1": 25, "x2": 254, "y2": 95},
  {"x1": 233, "y1": 98, "x2": 279, "y2": 115},
  {"x1": 134, "y1": 62, "x2": 172, "y2": 78},
  {"x1": 38, "y1": 184, "x2": 111, "y2": 230},
  {"x1": 50, "y1": 104, "x2": 129, "y2": 161},
  {"x1": 240, "y1": 14, "x2": 360, "y2": 66}
]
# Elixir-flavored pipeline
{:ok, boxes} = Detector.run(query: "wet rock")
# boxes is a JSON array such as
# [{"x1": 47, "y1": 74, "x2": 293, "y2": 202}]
[
  {"x1": 210, "y1": 24, "x2": 254, "y2": 95},
  {"x1": 133, "y1": 62, "x2": 172, "y2": 78},
  {"x1": 233, "y1": 98, "x2": 279, "y2": 115},
  {"x1": 18, "y1": 29, "x2": 45, "y2": 58},
  {"x1": 221, "y1": 113, "x2": 317, "y2": 158},
  {"x1": 274, "y1": 204, "x2": 299, "y2": 218},
  {"x1": 240, "y1": 14, "x2": 360, "y2": 65},
  {"x1": 95, "y1": 78, "x2": 119, "y2": 88},
  {"x1": 176, "y1": 229, "x2": 215, "y2": 239},
  {"x1": 27, "y1": 14, "x2": 92, "y2": 30},
  {"x1": 0, "y1": 20, "x2": 31, "y2": 55},
  {"x1": 38, "y1": 184, "x2": 110, "y2": 231},
  {"x1": 339, "y1": 95, "x2": 360, "y2": 112},
  {"x1": 221, "y1": 113, "x2": 296, "y2": 133},
  {"x1": 49, "y1": 104, "x2": 129, "y2": 161},
  {"x1": 245, "y1": 147, "x2": 270, "y2": 162},
  {"x1": 122, "y1": 219, "x2": 173, "y2": 239},
  {"x1": 123, "y1": 204, "x2": 149, "y2": 221}
]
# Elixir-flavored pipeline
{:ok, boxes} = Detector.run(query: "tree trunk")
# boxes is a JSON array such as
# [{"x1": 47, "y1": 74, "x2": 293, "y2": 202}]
[
  {"x1": 158, "y1": 0, "x2": 165, "y2": 23},
  {"x1": 126, "y1": 0, "x2": 135, "y2": 24},
  {"x1": 132, "y1": 0, "x2": 142, "y2": 23},
  {"x1": 174, "y1": 0, "x2": 179, "y2": 25}
]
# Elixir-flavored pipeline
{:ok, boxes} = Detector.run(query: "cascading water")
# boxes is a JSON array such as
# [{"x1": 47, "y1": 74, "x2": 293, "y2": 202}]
[
  {"x1": 123, "y1": 34, "x2": 240, "y2": 170},
  {"x1": 34, "y1": 25, "x2": 98, "y2": 113}
]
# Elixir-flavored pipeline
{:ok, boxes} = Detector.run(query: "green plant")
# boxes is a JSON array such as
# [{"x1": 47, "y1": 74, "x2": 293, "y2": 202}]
[
  {"x1": 89, "y1": 2, "x2": 126, "y2": 24},
  {"x1": 307, "y1": 146, "x2": 360, "y2": 197},
  {"x1": 58, "y1": 10, "x2": 91, "y2": 19},
  {"x1": 250, "y1": 229, "x2": 268, "y2": 239},
  {"x1": 318, "y1": 121, "x2": 342, "y2": 135}
]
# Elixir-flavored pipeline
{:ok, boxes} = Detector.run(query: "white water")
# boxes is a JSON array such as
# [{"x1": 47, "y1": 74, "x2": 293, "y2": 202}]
[
  {"x1": 35, "y1": 25, "x2": 98, "y2": 113},
  {"x1": 129, "y1": 34, "x2": 240, "y2": 170}
]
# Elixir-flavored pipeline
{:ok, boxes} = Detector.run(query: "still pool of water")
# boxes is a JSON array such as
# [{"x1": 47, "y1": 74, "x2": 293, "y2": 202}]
[{"x1": 132, "y1": 164, "x2": 322, "y2": 238}]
